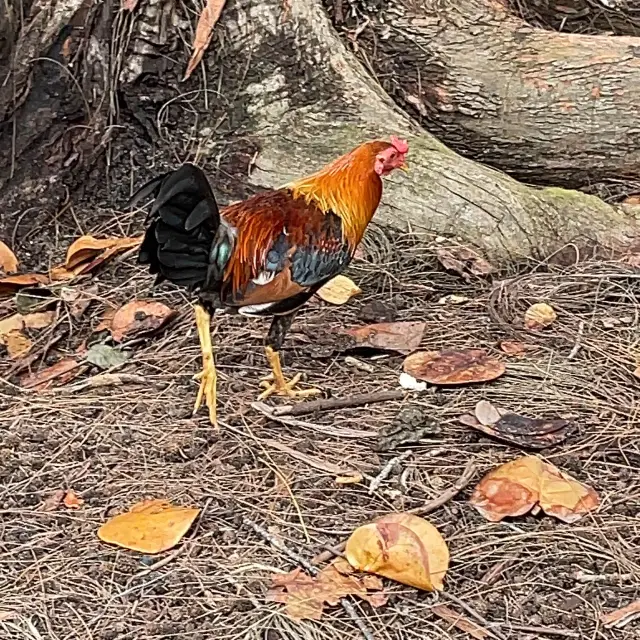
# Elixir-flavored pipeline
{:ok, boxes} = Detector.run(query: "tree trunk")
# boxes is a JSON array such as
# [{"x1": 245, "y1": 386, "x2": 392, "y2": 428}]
[
  {"x1": 0, "y1": 0, "x2": 639, "y2": 264},
  {"x1": 337, "y1": 0, "x2": 640, "y2": 187}
]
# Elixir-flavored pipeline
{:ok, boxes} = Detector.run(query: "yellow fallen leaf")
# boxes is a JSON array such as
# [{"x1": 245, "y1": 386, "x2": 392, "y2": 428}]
[
  {"x1": 4, "y1": 330, "x2": 33, "y2": 359},
  {"x1": 316, "y1": 275, "x2": 362, "y2": 305},
  {"x1": 0, "y1": 273, "x2": 50, "y2": 297},
  {"x1": 345, "y1": 513, "x2": 449, "y2": 591},
  {"x1": 98, "y1": 498, "x2": 200, "y2": 554},
  {"x1": 0, "y1": 240, "x2": 18, "y2": 273},
  {"x1": 470, "y1": 456, "x2": 599, "y2": 523},
  {"x1": 183, "y1": 0, "x2": 227, "y2": 81},
  {"x1": 524, "y1": 302, "x2": 557, "y2": 330}
]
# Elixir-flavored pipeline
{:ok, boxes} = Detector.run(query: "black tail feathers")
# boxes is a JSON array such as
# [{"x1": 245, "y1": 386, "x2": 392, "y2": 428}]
[{"x1": 132, "y1": 164, "x2": 222, "y2": 291}]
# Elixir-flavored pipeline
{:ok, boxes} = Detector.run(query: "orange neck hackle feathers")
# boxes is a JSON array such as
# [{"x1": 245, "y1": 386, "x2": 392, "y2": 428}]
[{"x1": 284, "y1": 140, "x2": 393, "y2": 246}]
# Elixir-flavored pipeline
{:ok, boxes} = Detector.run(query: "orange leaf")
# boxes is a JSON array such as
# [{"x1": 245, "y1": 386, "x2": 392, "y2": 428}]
[
  {"x1": 110, "y1": 300, "x2": 177, "y2": 342},
  {"x1": 183, "y1": 0, "x2": 227, "y2": 81},
  {"x1": 21, "y1": 357, "x2": 84, "y2": 391},
  {"x1": 499, "y1": 340, "x2": 528, "y2": 356},
  {"x1": 345, "y1": 321, "x2": 426, "y2": 354},
  {"x1": 316, "y1": 275, "x2": 362, "y2": 305},
  {"x1": 97, "y1": 498, "x2": 200, "y2": 554},
  {"x1": 470, "y1": 456, "x2": 599, "y2": 523},
  {"x1": 65, "y1": 235, "x2": 142, "y2": 270},
  {"x1": 524, "y1": 302, "x2": 557, "y2": 330},
  {"x1": 63, "y1": 489, "x2": 84, "y2": 509},
  {"x1": 267, "y1": 559, "x2": 386, "y2": 621},
  {"x1": 345, "y1": 513, "x2": 449, "y2": 591},
  {"x1": 600, "y1": 598, "x2": 640, "y2": 629},
  {"x1": 2, "y1": 329, "x2": 33, "y2": 359},
  {"x1": 0, "y1": 273, "x2": 50, "y2": 297},
  {"x1": 0, "y1": 240, "x2": 18, "y2": 274},
  {"x1": 403, "y1": 349, "x2": 505, "y2": 385}
]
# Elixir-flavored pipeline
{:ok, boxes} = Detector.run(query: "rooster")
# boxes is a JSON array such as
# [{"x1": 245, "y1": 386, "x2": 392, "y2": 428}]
[{"x1": 132, "y1": 136, "x2": 409, "y2": 427}]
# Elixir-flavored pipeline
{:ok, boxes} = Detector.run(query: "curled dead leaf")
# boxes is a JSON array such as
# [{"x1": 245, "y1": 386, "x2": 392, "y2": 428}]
[
  {"x1": 0, "y1": 273, "x2": 50, "y2": 298},
  {"x1": 524, "y1": 302, "x2": 557, "y2": 330},
  {"x1": 470, "y1": 456, "x2": 599, "y2": 523},
  {"x1": 403, "y1": 349, "x2": 505, "y2": 385},
  {"x1": 0, "y1": 240, "x2": 18, "y2": 274},
  {"x1": 65, "y1": 235, "x2": 142, "y2": 270},
  {"x1": 267, "y1": 558, "x2": 386, "y2": 621},
  {"x1": 344, "y1": 321, "x2": 426, "y2": 355},
  {"x1": 98, "y1": 498, "x2": 200, "y2": 554},
  {"x1": 183, "y1": 0, "x2": 227, "y2": 80},
  {"x1": 316, "y1": 275, "x2": 362, "y2": 305},
  {"x1": 110, "y1": 300, "x2": 177, "y2": 342},
  {"x1": 345, "y1": 513, "x2": 449, "y2": 591}
]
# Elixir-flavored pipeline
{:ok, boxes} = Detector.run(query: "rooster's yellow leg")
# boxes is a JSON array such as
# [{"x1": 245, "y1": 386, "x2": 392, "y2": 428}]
[
  {"x1": 258, "y1": 346, "x2": 321, "y2": 400},
  {"x1": 192, "y1": 304, "x2": 218, "y2": 428}
]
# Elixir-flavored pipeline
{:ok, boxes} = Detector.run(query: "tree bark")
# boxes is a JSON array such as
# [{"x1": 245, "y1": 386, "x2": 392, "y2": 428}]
[
  {"x1": 338, "y1": 0, "x2": 640, "y2": 187},
  {"x1": 0, "y1": 0, "x2": 639, "y2": 264}
]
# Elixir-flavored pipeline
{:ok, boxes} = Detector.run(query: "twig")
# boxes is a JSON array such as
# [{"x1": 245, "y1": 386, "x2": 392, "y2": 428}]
[
  {"x1": 270, "y1": 389, "x2": 410, "y2": 417},
  {"x1": 408, "y1": 460, "x2": 476, "y2": 515},
  {"x1": 311, "y1": 461, "x2": 476, "y2": 565},
  {"x1": 503, "y1": 624, "x2": 579, "y2": 638},
  {"x1": 567, "y1": 320, "x2": 584, "y2": 360},
  {"x1": 243, "y1": 517, "x2": 376, "y2": 640},
  {"x1": 369, "y1": 450, "x2": 412, "y2": 494}
]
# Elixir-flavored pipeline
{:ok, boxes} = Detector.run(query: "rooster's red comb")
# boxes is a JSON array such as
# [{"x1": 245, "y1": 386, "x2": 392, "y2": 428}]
[{"x1": 390, "y1": 135, "x2": 409, "y2": 154}]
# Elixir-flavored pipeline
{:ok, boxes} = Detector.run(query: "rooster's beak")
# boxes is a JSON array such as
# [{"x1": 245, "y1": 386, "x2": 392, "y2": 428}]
[{"x1": 399, "y1": 161, "x2": 409, "y2": 173}]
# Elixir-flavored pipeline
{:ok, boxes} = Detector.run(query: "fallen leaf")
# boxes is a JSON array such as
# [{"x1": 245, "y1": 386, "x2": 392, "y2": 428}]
[
  {"x1": 183, "y1": 0, "x2": 227, "y2": 80},
  {"x1": 431, "y1": 604, "x2": 490, "y2": 639},
  {"x1": 316, "y1": 275, "x2": 362, "y2": 305},
  {"x1": 499, "y1": 340, "x2": 528, "y2": 356},
  {"x1": 461, "y1": 411, "x2": 573, "y2": 449},
  {"x1": 524, "y1": 302, "x2": 557, "y2": 330},
  {"x1": 21, "y1": 358, "x2": 84, "y2": 391},
  {"x1": 94, "y1": 307, "x2": 117, "y2": 333},
  {"x1": 40, "y1": 489, "x2": 66, "y2": 512},
  {"x1": 474, "y1": 399, "x2": 504, "y2": 426},
  {"x1": 61, "y1": 285, "x2": 97, "y2": 319},
  {"x1": 267, "y1": 558, "x2": 386, "y2": 621},
  {"x1": 436, "y1": 246, "x2": 494, "y2": 281},
  {"x1": 470, "y1": 456, "x2": 599, "y2": 523},
  {"x1": 0, "y1": 274, "x2": 50, "y2": 297},
  {"x1": 63, "y1": 489, "x2": 84, "y2": 509},
  {"x1": 65, "y1": 235, "x2": 142, "y2": 270},
  {"x1": 344, "y1": 321, "x2": 426, "y2": 355},
  {"x1": 98, "y1": 498, "x2": 201, "y2": 553},
  {"x1": 600, "y1": 598, "x2": 640, "y2": 629},
  {"x1": 3, "y1": 330, "x2": 33, "y2": 359},
  {"x1": 403, "y1": 349, "x2": 505, "y2": 385},
  {"x1": 85, "y1": 343, "x2": 130, "y2": 369},
  {"x1": 345, "y1": 513, "x2": 449, "y2": 591},
  {"x1": 110, "y1": 300, "x2": 177, "y2": 342},
  {"x1": 0, "y1": 314, "x2": 24, "y2": 336},
  {"x1": 23, "y1": 310, "x2": 56, "y2": 329},
  {"x1": 0, "y1": 240, "x2": 18, "y2": 273}
]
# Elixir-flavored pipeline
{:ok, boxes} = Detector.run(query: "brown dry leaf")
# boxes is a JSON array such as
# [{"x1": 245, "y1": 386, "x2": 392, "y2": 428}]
[
  {"x1": 344, "y1": 321, "x2": 426, "y2": 355},
  {"x1": 4, "y1": 330, "x2": 33, "y2": 359},
  {"x1": 431, "y1": 604, "x2": 491, "y2": 639},
  {"x1": 436, "y1": 246, "x2": 494, "y2": 281},
  {"x1": 0, "y1": 273, "x2": 50, "y2": 297},
  {"x1": 40, "y1": 489, "x2": 66, "y2": 512},
  {"x1": 63, "y1": 489, "x2": 84, "y2": 509},
  {"x1": 316, "y1": 275, "x2": 362, "y2": 305},
  {"x1": 345, "y1": 513, "x2": 449, "y2": 591},
  {"x1": 65, "y1": 235, "x2": 142, "y2": 270},
  {"x1": 21, "y1": 357, "x2": 84, "y2": 391},
  {"x1": 183, "y1": 0, "x2": 227, "y2": 80},
  {"x1": 98, "y1": 498, "x2": 200, "y2": 554},
  {"x1": 267, "y1": 559, "x2": 386, "y2": 621},
  {"x1": 0, "y1": 313, "x2": 24, "y2": 336},
  {"x1": 0, "y1": 240, "x2": 18, "y2": 274},
  {"x1": 110, "y1": 300, "x2": 177, "y2": 342},
  {"x1": 94, "y1": 307, "x2": 117, "y2": 333},
  {"x1": 403, "y1": 349, "x2": 505, "y2": 385},
  {"x1": 470, "y1": 456, "x2": 599, "y2": 523},
  {"x1": 600, "y1": 598, "x2": 640, "y2": 629},
  {"x1": 524, "y1": 302, "x2": 557, "y2": 330},
  {"x1": 499, "y1": 340, "x2": 528, "y2": 356}
]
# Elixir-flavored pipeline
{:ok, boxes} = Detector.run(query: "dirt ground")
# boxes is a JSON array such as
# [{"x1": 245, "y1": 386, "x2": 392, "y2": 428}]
[{"x1": 1, "y1": 202, "x2": 639, "y2": 639}]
